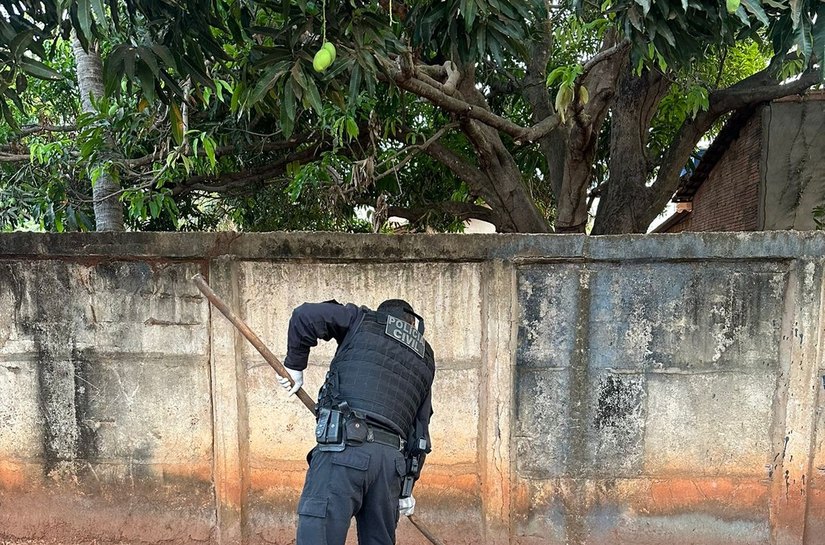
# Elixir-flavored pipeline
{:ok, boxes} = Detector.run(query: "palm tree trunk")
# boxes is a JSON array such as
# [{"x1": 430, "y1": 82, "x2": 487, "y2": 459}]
[{"x1": 72, "y1": 36, "x2": 124, "y2": 231}]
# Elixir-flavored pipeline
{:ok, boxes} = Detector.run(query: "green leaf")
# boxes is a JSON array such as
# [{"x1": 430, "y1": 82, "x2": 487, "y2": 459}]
[
  {"x1": 107, "y1": 0, "x2": 120, "y2": 28},
  {"x1": 286, "y1": 176, "x2": 303, "y2": 202},
  {"x1": 249, "y1": 62, "x2": 288, "y2": 106},
  {"x1": 213, "y1": 81, "x2": 223, "y2": 103},
  {"x1": 149, "y1": 198, "x2": 160, "y2": 219},
  {"x1": 546, "y1": 67, "x2": 564, "y2": 87},
  {"x1": 627, "y1": 5, "x2": 643, "y2": 32},
  {"x1": 191, "y1": 134, "x2": 200, "y2": 159},
  {"x1": 138, "y1": 47, "x2": 160, "y2": 76},
  {"x1": 634, "y1": 0, "x2": 651, "y2": 16},
  {"x1": 77, "y1": 0, "x2": 93, "y2": 40},
  {"x1": 230, "y1": 81, "x2": 244, "y2": 113},
  {"x1": 726, "y1": 0, "x2": 740, "y2": 14},
  {"x1": 170, "y1": 102, "x2": 184, "y2": 145},
  {"x1": 463, "y1": 0, "x2": 478, "y2": 31},
  {"x1": 158, "y1": 70, "x2": 186, "y2": 100},
  {"x1": 656, "y1": 22, "x2": 676, "y2": 46},
  {"x1": 348, "y1": 64, "x2": 362, "y2": 108},
  {"x1": 20, "y1": 57, "x2": 62, "y2": 81},
  {"x1": 734, "y1": 5, "x2": 751, "y2": 26},
  {"x1": 741, "y1": 0, "x2": 769, "y2": 26},
  {"x1": 4, "y1": 88, "x2": 25, "y2": 113},
  {"x1": 281, "y1": 80, "x2": 296, "y2": 138},
  {"x1": 795, "y1": 15, "x2": 813, "y2": 62},
  {"x1": 10, "y1": 30, "x2": 35, "y2": 60},
  {"x1": 150, "y1": 44, "x2": 177, "y2": 69},
  {"x1": 181, "y1": 57, "x2": 215, "y2": 91},
  {"x1": 813, "y1": 5, "x2": 825, "y2": 80},
  {"x1": 203, "y1": 137, "x2": 216, "y2": 168},
  {"x1": 790, "y1": 0, "x2": 802, "y2": 29},
  {"x1": 104, "y1": 44, "x2": 128, "y2": 95},
  {"x1": 136, "y1": 60, "x2": 156, "y2": 102},
  {"x1": 488, "y1": 31, "x2": 505, "y2": 66},
  {"x1": 91, "y1": 0, "x2": 108, "y2": 29},
  {"x1": 345, "y1": 117, "x2": 359, "y2": 139},
  {"x1": 301, "y1": 70, "x2": 324, "y2": 115},
  {"x1": 123, "y1": 47, "x2": 136, "y2": 79},
  {"x1": 0, "y1": 101, "x2": 19, "y2": 130}
]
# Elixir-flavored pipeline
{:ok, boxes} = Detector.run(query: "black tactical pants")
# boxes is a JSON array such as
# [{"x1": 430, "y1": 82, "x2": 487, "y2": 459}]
[{"x1": 296, "y1": 442, "x2": 407, "y2": 545}]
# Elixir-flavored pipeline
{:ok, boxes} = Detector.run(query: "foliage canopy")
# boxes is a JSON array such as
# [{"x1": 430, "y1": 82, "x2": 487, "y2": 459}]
[{"x1": 1, "y1": 0, "x2": 822, "y2": 233}]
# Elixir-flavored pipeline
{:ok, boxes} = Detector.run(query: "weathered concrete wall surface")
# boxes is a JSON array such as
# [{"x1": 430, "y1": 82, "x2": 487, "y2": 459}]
[
  {"x1": 1, "y1": 232, "x2": 824, "y2": 545},
  {"x1": 760, "y1": 95, "x2": 825, "y2": 230}
]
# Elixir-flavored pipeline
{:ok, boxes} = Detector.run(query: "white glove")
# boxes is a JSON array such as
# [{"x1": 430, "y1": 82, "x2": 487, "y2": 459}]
[
  {"x1": 398, "y1": 496, "x2": 415, "y2": 517},
  {"x1": 276, "y1": 368, "x2": 304, "y2": 396}
]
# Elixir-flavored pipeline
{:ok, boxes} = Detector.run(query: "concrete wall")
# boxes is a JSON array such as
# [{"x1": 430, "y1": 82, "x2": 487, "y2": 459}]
[{"x1": 1, "y1": 232, "x2": 824, "y2": 545}]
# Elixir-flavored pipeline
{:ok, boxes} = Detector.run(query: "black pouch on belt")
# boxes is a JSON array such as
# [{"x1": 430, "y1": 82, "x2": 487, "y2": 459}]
[
  {"x1": 316, "y1": 408, "x2": 346, "y2": 451},
  {"x1": 345, "y1": 415, "x2": 368, "y2": 445}
]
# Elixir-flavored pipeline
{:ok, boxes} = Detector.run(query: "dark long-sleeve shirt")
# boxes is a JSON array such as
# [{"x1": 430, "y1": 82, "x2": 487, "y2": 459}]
[
  {"x1": 284, "y1": 301, "x2": 360, "y2": 371},
  {"x1": 284, "y1": 300, "x2": 434, "y2": 459}
]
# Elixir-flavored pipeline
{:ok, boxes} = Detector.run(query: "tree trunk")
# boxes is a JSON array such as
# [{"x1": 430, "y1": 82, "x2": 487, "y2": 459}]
[
  {"x1": 552, "y1": 131, "x2": 600, "y2": 233},
  {"x1": 460, "y1": 121, "x2": 551, "y2": 232},
  {"x1": 522, "y1": 29, "x2": 628, "y2": 233},
  {"x1": 72, "y1": 36, "x2": 124, "y2": 232},
  {"x1": 522, "y1": 21, "x2": 569, "y2": 225},
  {"x1": 456, "y1": 66, "x2": 551, "y2": 233},
  {"x1": 591, "y1": 66, "x2": 671, "y2": 234}
]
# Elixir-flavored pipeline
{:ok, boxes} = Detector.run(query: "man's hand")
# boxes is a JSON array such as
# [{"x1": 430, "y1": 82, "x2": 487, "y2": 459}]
[
  {"x1": 398, "y1": 496, "x2": 415, "y2": 517},
  {"x1": 277, "y1": 368, "x2": 304, "y2": 396}
]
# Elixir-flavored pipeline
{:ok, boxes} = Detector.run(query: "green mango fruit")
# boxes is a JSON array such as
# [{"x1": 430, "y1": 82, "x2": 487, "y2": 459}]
[
  {"x1": 322, "y1": 42, "x2": 337, "y2": 63},
  {"x1": 313, "y1": 49, "x2": 332, "y2": 72}
]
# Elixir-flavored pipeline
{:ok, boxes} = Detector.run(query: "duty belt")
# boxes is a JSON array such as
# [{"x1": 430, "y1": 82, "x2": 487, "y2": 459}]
[{"x1": 366, "y1": 425, "x2": 406, "y2": 451}]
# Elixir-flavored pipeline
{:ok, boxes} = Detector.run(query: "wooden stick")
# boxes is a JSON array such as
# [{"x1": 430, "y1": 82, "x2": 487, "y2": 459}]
[
  {"x1": 192, "y1": 273, "x2": 447, "y2": 545},
  {"x1": 192, "y1": 273, "x2": 315, "y2": 412},
  {"x1": 408, "y1": 515, "x2": 447, "y2": 545}
]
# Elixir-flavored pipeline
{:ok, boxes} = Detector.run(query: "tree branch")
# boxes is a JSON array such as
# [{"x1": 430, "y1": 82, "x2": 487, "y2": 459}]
[
  {"x1": 389, "y1": 67, "x2": 561, "y2": 143},
  {"x1": 171, "y1": 144, "x2": 327, "y2": 196},
  {"x1": 523, "y1": 18, "x2": 555, "y2": 120},
  {"x1": 442, "y1": 61, "x2": 460, "y2": 95},
  {"x1": 375, "y1": 122, "x2": 459, "y2": 182},
  {"x1": 125, "y1": 134, "x2": 315, "y2": 169},
  {"x1": 579, "y1": 39, "x2": 631, "y2": 80},
  {"x1": 393, "y1": 126, "x2": 488, "y2": 190},
  {"x1": 412, "y1": 60, "x2": 459, "y2": 95},
  {"x1": 0, "y1": 153, "x2": 31, "y2": 163},
  {"x1": 580, "y1": 29, "x2": 630, "y2": 122},
  {"x1": 11, "y1": 125, "x2": 76, "y2": 139},
  {"x1": 709, "y1": 68, "x2": 821, "y2": 112}
]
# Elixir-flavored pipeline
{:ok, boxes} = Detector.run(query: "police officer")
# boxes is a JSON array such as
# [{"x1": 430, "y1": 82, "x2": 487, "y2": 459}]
[{"x1": 277, "y1": 298, "x2": 435, "y2": 545}]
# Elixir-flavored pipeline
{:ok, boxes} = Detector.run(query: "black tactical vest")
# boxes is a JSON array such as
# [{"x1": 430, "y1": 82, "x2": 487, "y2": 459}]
[{"x1": 323, "y1": 309, "x2": 435, "y2": 436}]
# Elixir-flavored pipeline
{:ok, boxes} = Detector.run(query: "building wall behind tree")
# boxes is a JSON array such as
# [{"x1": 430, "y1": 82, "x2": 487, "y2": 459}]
[
  {"x1": 760, "y1": 94, "x2": 825, "y2": 230},
  {"x1": 662, "y1": 92, "x2": 825, "y2": 233},
  {"x1": 1, "y1": 232, "x2": 824, "y2": 545},
  {"x1": 681, "y1": 114, "x2": 762, "y2": 232}
]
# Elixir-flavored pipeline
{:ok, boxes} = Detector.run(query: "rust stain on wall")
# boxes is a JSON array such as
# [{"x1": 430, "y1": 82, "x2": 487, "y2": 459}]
[
  {"x1": 640, "y1": 478, "x2": 768, "y2": 516},
  {"x1": 0, "y1": 461, "x2": 30, "y2": 490}
]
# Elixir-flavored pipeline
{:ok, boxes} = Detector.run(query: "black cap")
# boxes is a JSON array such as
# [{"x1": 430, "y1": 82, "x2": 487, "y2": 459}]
[
  {"x1": 377, "y1": 299, "x2": 425, "y2": 334},
  {"x1": 377, "y1": 299, "x2": 415, "y2": 321}
]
